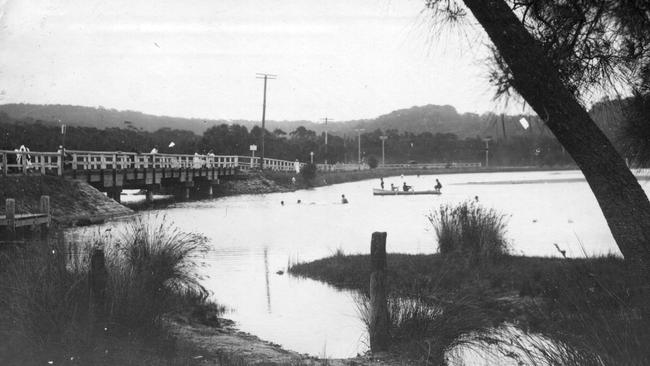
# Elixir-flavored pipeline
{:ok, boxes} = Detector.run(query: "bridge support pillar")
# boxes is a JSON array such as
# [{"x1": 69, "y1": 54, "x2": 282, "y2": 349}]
[
  {"x1": 208, "y1": 185, "x2": 213, "y2": 196},
  {"x1": 145, "y1": 188, "x2": 155, "y2": 203},
  {"x1": 107, "y1": 188, "x2": 122, "y2": 203},
  {"x1": 178, "y1": 181, "x2": 194, "y2": 200}
]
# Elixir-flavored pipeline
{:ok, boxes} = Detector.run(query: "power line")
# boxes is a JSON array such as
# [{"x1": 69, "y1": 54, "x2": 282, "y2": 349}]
[{"x1": 354, "y1": 128, "x2": 365, "y2": 165}]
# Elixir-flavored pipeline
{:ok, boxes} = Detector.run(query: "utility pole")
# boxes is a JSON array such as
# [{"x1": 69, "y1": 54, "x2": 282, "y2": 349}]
[
  {"x1": 320, "y1": 117, "x2": 334, "y2": 164},
  {"x1": 482, "y1": 138, "x2": 491, "y2": 168},
  {"x1": 379, "y1": 135, "x2": 388, "y2": 166},
  {"x1": 256, "y1": 73, "x2": 277, "y2": 169},
  {"x1": 354, "y1": 128, "x2": 365, "y2": 166}
]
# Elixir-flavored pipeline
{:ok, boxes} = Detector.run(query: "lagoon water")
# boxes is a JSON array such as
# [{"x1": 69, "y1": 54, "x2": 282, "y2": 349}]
[{"x1": 81, "y1": 170, "x2": 650, "y2": 358}]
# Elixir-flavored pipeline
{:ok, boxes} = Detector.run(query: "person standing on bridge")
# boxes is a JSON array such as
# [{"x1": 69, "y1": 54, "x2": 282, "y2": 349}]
[
  {"x1": 193, "y1": 152, "x2": 202, "y2": 169},
  {"x1": 149, "y1": 146, "x2": 158, "y2": 168}
]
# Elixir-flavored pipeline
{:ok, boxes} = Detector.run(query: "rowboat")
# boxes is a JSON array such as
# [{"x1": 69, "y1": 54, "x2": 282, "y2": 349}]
[{"x1": 373, "y1": 188, "x2": 441, "y2": 196}]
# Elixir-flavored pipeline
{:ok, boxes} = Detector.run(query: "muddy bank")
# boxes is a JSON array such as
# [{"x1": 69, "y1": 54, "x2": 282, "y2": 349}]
[{"x1": 170, "y1": 315, "x2": 412, "y2": 366}]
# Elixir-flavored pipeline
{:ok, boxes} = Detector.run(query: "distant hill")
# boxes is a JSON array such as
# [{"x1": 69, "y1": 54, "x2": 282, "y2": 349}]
[
  {"x1": 0, "y1": 103, "x2": 229, "y2": 135},
  {"x1": 1, "y1": 102, "x2": 616, "y2": 140}
]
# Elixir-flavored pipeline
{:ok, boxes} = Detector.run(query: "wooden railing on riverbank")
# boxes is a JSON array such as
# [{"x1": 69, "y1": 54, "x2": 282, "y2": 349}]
[
  {"x1": 0, "y1": 196, "x2": 50, "y2": 232},
  {"x1": 0, "y1": 149, "x2": 302, "y2": 175}
]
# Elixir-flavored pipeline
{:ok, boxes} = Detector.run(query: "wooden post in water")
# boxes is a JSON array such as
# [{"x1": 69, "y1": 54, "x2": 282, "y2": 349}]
[
  {"x1": 89, "y1": 248, "x2": 108, "y2": 331},
  {"x1": 370, "y1": 231, "x2": 389, "y2": 352},
  {"x1": 145, "y1": 188, "x2": 154, "y2": 203}
]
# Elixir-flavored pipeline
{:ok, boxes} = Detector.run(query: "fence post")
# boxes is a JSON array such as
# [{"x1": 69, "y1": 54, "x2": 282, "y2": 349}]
[
  {"x1": 39, "y1": 155, "x2": 45, "y2": 174},
  {"x1": 40, "y1": 195, "x2": 51, "y2": 227},
  {"x1": 89, "y1": 248, "x2": 108, "y2": 331},
  {"x1": 6, "y1": 198, "x2": 16, "y2": 232},
  {"x1": 370, "y1": 231, "x2": 389, "y2": 352},
  {"x1": 22, "y1": 152, "x2": 27, "y2": 173},
  {"x1": 59, "y1": 149, "x2": 64, "y2": 175},
  {"x1": 2, "y1": 152, "x2": 7, "y2": 176}
]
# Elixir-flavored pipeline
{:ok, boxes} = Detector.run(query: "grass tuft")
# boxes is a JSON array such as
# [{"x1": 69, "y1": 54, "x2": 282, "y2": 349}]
[
  {"x1": 428, "y1": 200, "x2": 510, "y2": 264},
  {"x1": 0, "y1": 215, "x2": 218, "y2": 365}
]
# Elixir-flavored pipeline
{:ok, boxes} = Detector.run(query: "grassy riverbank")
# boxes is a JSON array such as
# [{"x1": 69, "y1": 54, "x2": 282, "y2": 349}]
[
  {"x1": 291, "y1": 252, "x2": 648, "y2": 365},
  {"x1": 0, "y1": 216, "x2": 222, "y2": 365},
  {"x1": 289, "y1": 202, "x2": 649, "y2": 365}
]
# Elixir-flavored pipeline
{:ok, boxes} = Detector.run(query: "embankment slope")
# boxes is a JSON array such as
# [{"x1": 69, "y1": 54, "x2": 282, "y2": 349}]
[{"x1": 0, "y1": 175, "x2": 132, "y2": 225}]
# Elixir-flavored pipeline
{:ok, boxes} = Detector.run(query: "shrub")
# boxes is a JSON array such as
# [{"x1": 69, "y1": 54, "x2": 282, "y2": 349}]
[
  {"x1": 105, "y1": 215, "x2": 209, "y2": 332},
  {"x1": 300, "y1": 162, "x2": 317, "y2": 181},
  {"x1": 428, "y1": 201, "x2": 510, "y2": 263},
  {"x1": 367, "y1": 155, "x2": 379, "y2": 169}
]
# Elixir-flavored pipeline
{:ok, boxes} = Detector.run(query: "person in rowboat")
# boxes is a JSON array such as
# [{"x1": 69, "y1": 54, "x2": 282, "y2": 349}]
[
  {"x1": 403, "y1": 182, "x2": 412, "y2": 192},
  {"x1": 380, "y1": 178, "x2": 384, "y2": 190}
]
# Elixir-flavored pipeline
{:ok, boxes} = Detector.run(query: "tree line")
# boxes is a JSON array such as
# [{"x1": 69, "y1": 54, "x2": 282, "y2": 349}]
[{"x1": 0, "y1": 112, "x2": 575, "y2": 167}]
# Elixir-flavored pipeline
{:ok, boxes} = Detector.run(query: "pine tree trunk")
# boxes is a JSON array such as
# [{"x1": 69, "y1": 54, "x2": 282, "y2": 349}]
[{"x1": 461, "y1": 0, "x2": 650, "y2": 273}]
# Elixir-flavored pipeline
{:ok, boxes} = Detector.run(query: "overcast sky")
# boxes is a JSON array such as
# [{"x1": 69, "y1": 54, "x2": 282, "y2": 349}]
[{"x1": 0, "y1": 0, "x2": 526, "y2": 122}]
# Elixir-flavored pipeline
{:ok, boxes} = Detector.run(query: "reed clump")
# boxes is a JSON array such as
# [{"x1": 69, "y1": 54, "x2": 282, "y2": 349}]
[
  {"x1": 428, "y1": 200, "x2": 510, "y2": 264},
  {"x1": 0, "y1": 215, "x2": 216, "y2": 365},
  {"x1": 106, "y1": 216, "x2": 210, "y2": 332}
]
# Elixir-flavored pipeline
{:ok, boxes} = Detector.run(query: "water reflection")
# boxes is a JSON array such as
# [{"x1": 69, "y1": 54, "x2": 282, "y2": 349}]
[{"x1": 264, "y1": 247, "x2": 271, "y2": 313}]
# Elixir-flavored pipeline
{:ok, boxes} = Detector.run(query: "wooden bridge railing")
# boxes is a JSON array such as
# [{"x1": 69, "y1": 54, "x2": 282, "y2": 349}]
[
  {"x1": 1, "y1": 150, "x2": 63, "y2": 175},
  {"x1": 0, "y1": 149, "x2": 302, "y2": 175},
  {"x1": 66, "y1": 150, "x2": 243, "y2": 170}
]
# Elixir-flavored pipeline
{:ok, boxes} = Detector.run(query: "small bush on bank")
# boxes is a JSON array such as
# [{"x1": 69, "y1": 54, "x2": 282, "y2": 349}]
[
  {"x1": 428, "y1": 201, "x2": 510, "y2": 263},
  {"x1": 106, "y1": 215, "x2": 209, "y2": 332},
  {"x1": 300, "y1": 162, "x2": 317, "y2": 182},
  {"x1": 367, "y1": 155, "x2": 379, "y2": 169}
]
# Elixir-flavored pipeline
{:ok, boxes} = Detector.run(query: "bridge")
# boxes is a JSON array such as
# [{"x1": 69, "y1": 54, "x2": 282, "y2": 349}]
[
  {"x1": 1, "y1": 149, "x2": 301, "y2": 203},
  {"x1": 1, "y1": 149, "x2": 483, "y2": 203}
]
